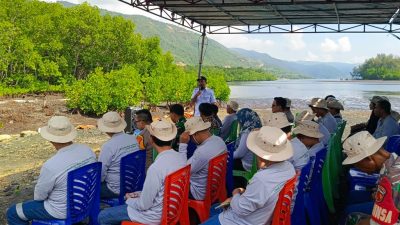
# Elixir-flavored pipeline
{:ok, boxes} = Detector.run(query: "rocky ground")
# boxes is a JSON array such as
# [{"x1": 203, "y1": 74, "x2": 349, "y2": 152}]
[{"x1": 0, "y1": 94, "x2": 370, "y2": 223}]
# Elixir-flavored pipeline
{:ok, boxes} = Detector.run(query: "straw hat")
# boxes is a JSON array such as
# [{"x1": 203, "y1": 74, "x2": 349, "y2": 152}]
[
  {"x1": 327, "y1": 99, "x2": 344, "y2": 110},
  {"x1": 308, "y1": 98, "x2": 328, "y2": 110},
  {"x1": 146, "y1": 120, "x2": 177, "y2": 141},
  {"x1": 228, "y1": 100, "x2": 239, "y2": 111},
  {"x1": 97, "y1": 111, "x2": 127, "y2": 133},
  {"x1": 264, "y1": 112, "x2": 292, "y2": 128},
  {"x1": 39, "y1": 116, "x2": 77, "y2": 143},
  {"x1": 370, "y1": 96, "x2": 389, "y2": 104},
  {"x1": 292, "y1": 120, "x2": 323, "y2": 139},
  {"x1": 342, "y1": 131, "x2": 387, "y2": 165},
  {"x1": 295, "y1": 110, "x2": 316, "y2": 123},
  {"x1": 247, "y1": 126, "x2": 294, "y2": 161},
  {"x1": 285, "y1": 98, "x2": 292, "y2": 108},
  {"x1": 184, "y1": 117, "x2": 211, "y2": 135}
]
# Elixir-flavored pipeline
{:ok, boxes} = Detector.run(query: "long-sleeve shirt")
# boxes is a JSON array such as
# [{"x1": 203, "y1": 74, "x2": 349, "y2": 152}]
[
  {"x1": 317, "y1": 112, "x2": 338, "y2": 134},
  {"x1": 34, "y1": 143, "x2": 96, "y2": 219},
  {"x1": 233, "y1": 131, "x2": 253, "y2": 171},
  {"x1": 179, "y1": 135, "x2": 226, "y2": 200},
  {"x1": 126, "y1": 149, "x2": 186, "y2": 224},
  {"x1": 319, "y1": 124, "x2": 331, "y2": 146},
  {"x1": 308, "y1": 142, "x2": 325, "y2": 157},
  {"x1": 220, "y1": 113, "x2": 237, "y2": 140},
  {"x1": 98, "y1": 132, "x2": 140, "y2": 194},
  {"x1": 373, "y1": 115, "x2": 400, "y2": 140},
  {"x1": 191, "y1": 87, "x2": 216, "y2": 116},
  {"x1": 289, "y1": 138, "x2": 310, "y2": 171},
  {"x1": 218, "y1": 161, "x2": 296, "y2": 225}
]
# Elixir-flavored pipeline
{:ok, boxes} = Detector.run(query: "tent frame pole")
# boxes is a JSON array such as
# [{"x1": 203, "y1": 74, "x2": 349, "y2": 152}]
[{"x1": 198, "y1": 25, "x2": 207, "y2": 79}]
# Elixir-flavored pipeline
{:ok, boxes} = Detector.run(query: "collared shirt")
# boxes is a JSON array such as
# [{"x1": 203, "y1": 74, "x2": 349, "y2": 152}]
[
  {"x1": 333, "y1": 113, "x2": 343, "y2": 124},
  {"x1": 373, "y1": 115, "x2": 400, "y2": 140},
  {"x1": 192, "y1": 87, "x2": 216, "y2": 116},
  {"x1": 218, "y1": 161, "x2": 295, "y2": 225},
  {"x1": 233, "y1": 130, "x2": 253, "y2": 171},
  {"x1": 34, "y1": 143, "x2": 96, "y2": 219},
  {"x1": 179, "y1": 135, "x2": 226, "y2": 200},
  {"x1": 220, "y1": 113, "x2": 237, "y2": 140},
  {"x1": 289, "y1": 138, "x2": 310, "y2": 171},
  {"x1": 126, "y1": 149, "x2": 186, "y2": 224},
  {"x1": 172, "y1": 117, "x2": 187, "y2": 150},
  {"x1": 317, "y1": 112, "x2": 338, "y2": 134},
  {"x1": 98, "y1": 132, "x2": 140, "y2": 194},
  {"x1": 285, "y1": 110, "x2": 295, "y2": 123},
  {"x1": 308, "y1": 142, "x2": 325, "y2": 157},
  {"x1": 319, "y1": 124, "x2": 331, "y2": 146}
]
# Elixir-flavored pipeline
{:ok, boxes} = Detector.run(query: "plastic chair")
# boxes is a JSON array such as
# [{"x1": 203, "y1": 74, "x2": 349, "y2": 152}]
[
  {"x1": 102, "y1": 151, "x2": 146, "y2": 206},
  {"x1": 121, "y1": 165, "x2": 191, "y2": 225},
  {"x1": 32, "y1": 162, "x2": 102, "y2": 225},
  {"x1": 348, "y1": 168, "x2": 379, "y2": 191},
  {"x1": 225, "y1": 120, "x2": 239, "y2": 143},
  {"x1": 271, "y1": 174, "x2": 298, "y2": 225},
  {"x1": 225, "y1": 142, "x2": 235, "y2": 198},
  {"x1": 387, "y1": 135, "x2": 400, "y2": 154},
  {"x1": 188, "y1": 152, "x2": 228, "y2": 223},
  {"x1": 232, "y1": 153, "x2": 258, "y2": 182}
]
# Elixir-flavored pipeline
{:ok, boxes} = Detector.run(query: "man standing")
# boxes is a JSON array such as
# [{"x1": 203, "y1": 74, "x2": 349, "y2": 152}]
[
  {"x1": 191, "y1": 76, "x2": 216, "y2": 117},
  {"x1": 373, "y1": 99, "x2": 399, "y2": 140}
]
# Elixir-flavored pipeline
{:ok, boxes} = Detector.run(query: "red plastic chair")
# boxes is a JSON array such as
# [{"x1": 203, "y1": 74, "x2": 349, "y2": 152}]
[
  {"x1": 271, "y1": 174, "x2": 298, "y2": 225},
  {"x1": 189, "y1": 152, "x2": 228, "y2": 223},
  {"x1": 121, "y1": 165, "x2": 191, "y2": 225}
]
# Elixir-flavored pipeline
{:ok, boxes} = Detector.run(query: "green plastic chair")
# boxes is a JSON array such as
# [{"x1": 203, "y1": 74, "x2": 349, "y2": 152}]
[
  {"x1": 225, "y1": 120, "x2": 239, "y2": 143},
  {"x1": 232, "y1": 154, "x2": 258, "y2": 182},
  {"x1": 152, "y1": 148, "x2": 158, "y2": 161}
]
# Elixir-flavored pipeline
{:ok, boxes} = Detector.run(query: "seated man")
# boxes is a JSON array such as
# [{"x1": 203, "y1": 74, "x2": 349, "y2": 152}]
[
  {"x1": 373, "y1": 99, "x2": 399, "y2": 140},
  {"x1": 98, "y1": 120, "x2": 186, "y2": 225},
  {"x1": 199, "y1": 102, "x2": 221, "y2": 136},
  {"x1": 351, "y1": 96, "x2": 384, "y2": 135},
  {"x1": 202, "y1": 126, "x2": 295, "y2": 225},
  {"x1": 264, "y1": 112, "x2": 292, "y2": 138},
  {"x1": 295, "y1": 110, "x2": 330, "y2": 146},
  {"x1": 97, "y1": 111, "x2": 140, "y2": 198},
  {"x1": 134, "y1": 109, "x2": 153, "y2": 168},
  {"x1": 308, "y1": 97, "x2": 338, "y2": 134},
  {"x1": 327, "y1": 99, "x2": 344, "y2": 124},
  {"x1": 169, "y1": 104, "x2": 186, "y2": 151},
  {"x1": 220, "y1": 100, "x2": 239, "y2": 140},
  {"x1": 7, "y1": 116, "x2": 96, "y2": 225},
  {"x1": 284, "y1": 98, "x2": 295, "y2": 123},
  {"x1": 179, "y1": 117, "x2": 226, "y2": 200}
]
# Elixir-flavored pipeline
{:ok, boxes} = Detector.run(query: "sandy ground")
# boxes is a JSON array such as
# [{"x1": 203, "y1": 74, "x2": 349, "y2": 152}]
[{"x1": 0, "y1": 94, "x2": 370, "y2": 223}]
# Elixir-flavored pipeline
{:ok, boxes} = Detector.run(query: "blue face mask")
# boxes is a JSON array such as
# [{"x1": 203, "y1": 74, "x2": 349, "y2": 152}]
[{"x1": 133, "y1": 129, "x2": 142, "y2": 137}]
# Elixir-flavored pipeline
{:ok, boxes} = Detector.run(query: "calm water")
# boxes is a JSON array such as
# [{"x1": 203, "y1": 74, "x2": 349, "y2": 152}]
[{"x1": 229, "y1": 79, "x2": 400, "y2": 111}]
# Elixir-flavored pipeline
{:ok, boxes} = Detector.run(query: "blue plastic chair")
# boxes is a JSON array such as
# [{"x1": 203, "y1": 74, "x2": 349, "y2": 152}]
[
  {"x1": 387, "y1": 135, "x2": 400, "y2": 154},
  {"x1": 101, "y1": 150, "x2": 146, "y2": 206},
  {"x1": 348, "y1": 168, "x2": 379, "y2": 191},
  {"x1": 32, "y1": 162, "x2": 102, "y2": 225},
  {"x1": 225, "y1": 141, "x2": 235, "y2": 197}
]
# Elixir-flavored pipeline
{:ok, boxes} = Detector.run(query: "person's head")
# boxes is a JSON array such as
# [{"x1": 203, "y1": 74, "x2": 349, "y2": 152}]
[
  {"x1": 327, "y1": 99, "x2": 344, "y2": 116},
  {"x1": 236, "y1": 108, "x2": 262, "y2": 132},
  {"x1": 264, "y1": 112, "x2": 292, "y2": 135},
  {"x1": 294, "y1": 110, "x2": 316, "y2": 125},
  {"x1": 342, "y1": 131, "x2": 389, "y2": 174},
  {"x1": 98, "y1": 111, "x2": 127, "y2": 137},
  {"x1": 284, "y1": 98, "x2": 291, "y2": 112},
  {"x1": 324, "y1": 95, "x2": 336, "y2": 101},
  {"x1": 369, "y1": 96, "x2": 389, "y2": 110},
  {"x1": 227, "y1": 100, "x2": 239, "y2": 114},
  {"x1": 199, "y1": 103, "x2": 213, "y2": 120},
  {"x1": 247, "y1": 126, "x2": 294, "y2": 168},
  {"x1": 135, "y1": 109, "x2": 153, "y2": 130},
  {"x1": 197, "y1": 76, "x2": 207, "y2": 90},
  {"x1": 308, "y1": 98, "x2": 329, "y2": 117},
  {"x1": 272, "y1": 97, "x2": 287, "y2": 113},
  {"x1": 169, "y1": 104, "x2": 184, "y2": 123},
  {"x1": 293, "y1": 120, "x2": 323, "y2": 148},
  {"x1": 39, "y1": 116, "x2": 76, "y2": 150},
  {"x1": 374, "y1": 99, "x2": 391, "y2": 118},
  {"x1": 184, "y1": 117, "x2": 212, "y2": 145},
  {"x1": 147, "y1": 120, "x2": 177, "y2": 151},
  {"x1": 210, "y1": 104, "x2": 219, "y2": 117}
]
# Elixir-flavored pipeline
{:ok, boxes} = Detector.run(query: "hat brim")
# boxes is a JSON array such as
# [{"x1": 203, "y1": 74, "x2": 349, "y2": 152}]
[
  {"x1": 309, "y1": 104, "x2": 329, "y2": 110},
  {"x1": 246, "y1": 130, "x2": 294, "y2": 162},
  {"x1": 292, "y1": 128, "x2": 324, "y2": 139},
  {"x1": 187, "y1": 122, "x2": 211, "y2": 135},
  {"x1": 146, "y1": 125, "x2": 178, "y2": 142},
  {"x1": 342, "y1": 136, "x2": 387, "y2": 165},
  {"x1": 39, "y1": 126, "x2": 77, "y2": 143},
  {"x1": 97, "y1": 119, "x2": 127, "y2": 133}
]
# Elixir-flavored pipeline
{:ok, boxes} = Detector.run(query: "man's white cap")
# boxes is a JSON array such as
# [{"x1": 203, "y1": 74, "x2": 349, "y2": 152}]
[
  {"x1": 97, "y1": 111, "x2": 127, "y2": 133},
  {"x1": 146, "y1": 120, "x2": 177, "y2": 141},
  {"x1": 184, "y1": 117, "x2": 211, "y2": 135},
  {"x1": 39, "y1": 116, "x2": 77, "y2": 143}
]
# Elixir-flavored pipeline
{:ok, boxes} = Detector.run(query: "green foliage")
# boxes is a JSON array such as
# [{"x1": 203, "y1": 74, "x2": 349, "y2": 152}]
[{"x1": 352, "y1": 54, "x2": 400, "y2": 80}]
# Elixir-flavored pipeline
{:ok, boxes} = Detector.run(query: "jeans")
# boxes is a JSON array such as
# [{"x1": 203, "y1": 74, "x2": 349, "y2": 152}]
[
  {"x1": 201, "y1": 215, "x2": 221, "y2": 225},
  {"x1": 7, "y1": 200, "x2": 57, "y2": 225},
  {"x1": 98, "y1": 204, "x2": 131, "y2": 225},
  {"x1": 100, "y1": 182, "x2": 119, "y2": 199}
]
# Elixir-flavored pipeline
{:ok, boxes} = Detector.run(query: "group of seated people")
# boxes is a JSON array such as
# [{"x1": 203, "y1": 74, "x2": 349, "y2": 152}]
[{"x1": 6, "y1": 95, "x2": 400, "y2": 225}]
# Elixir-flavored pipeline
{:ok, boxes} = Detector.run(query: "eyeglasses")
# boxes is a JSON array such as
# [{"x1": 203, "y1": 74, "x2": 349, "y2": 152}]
[{"x1": 134, "y1": 120, "x2": 143, "y2": 123}]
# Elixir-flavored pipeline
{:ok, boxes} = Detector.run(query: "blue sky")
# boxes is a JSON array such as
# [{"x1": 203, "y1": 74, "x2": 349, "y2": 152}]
[{"x1": 44, "y1": 0, "x2": 400, "y2": 64}]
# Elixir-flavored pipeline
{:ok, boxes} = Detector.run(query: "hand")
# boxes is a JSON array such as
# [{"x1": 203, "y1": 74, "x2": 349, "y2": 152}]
[
  {"x1": 195, "y1": 90, "x2": 202, "y2": 97},
  {"x1": 179, "y1": 131, "x2": 190, "y2": 144},
  {"x1": 232, "y1": 188, "x2": 245, "y2": 196},
  {"x1": 125, "y1": 192, "x2": 140, "y2": 199},
  {"x1": 221, "y1": 197, "x2": 232, "y2": 208}
]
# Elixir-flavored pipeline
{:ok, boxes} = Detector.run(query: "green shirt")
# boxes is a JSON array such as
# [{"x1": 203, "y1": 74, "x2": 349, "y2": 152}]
[{"x1": 172, "y1": 117, "x2": 186, "y2": 151}]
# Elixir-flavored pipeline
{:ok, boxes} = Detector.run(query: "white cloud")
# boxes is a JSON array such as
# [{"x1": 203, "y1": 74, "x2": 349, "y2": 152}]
[
  {"x1": 209, "y1": 34, "x2": 274, "y2": 53},
  {"x1": 338, "y1": 37, "x2": 351, "y2": 52},
  {"x1": 321, "y1": 37, "x2": 351, "y2": 52},
  {"x1": 305, "y1": 51, "x2": 318, "y2": 61},
  {"x1": 284, "y1": 33, "x2": 306, "y2": 50}
]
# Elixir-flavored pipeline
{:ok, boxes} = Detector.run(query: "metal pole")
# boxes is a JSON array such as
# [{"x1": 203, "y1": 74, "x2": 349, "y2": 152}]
[{"x1": 198, "y1": 25, "x2": 207, "y2": 79}]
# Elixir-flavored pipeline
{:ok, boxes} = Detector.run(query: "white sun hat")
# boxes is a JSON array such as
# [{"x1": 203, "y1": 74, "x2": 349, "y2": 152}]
[
  {"x1": 264, "y1": 112, "x2": 292, "y2": 128},
  {"x1": 247, "y1": 126, "x2": 294, "y2": 161},
  {"x1": 292, "y1": 120, "x2": 324, "y2": 139},
  {"x1": 39, "y1": 116, "x2": 77, "y2": 143},
  {"x1": 184, "y1": 117, "x2": 211, "y2": 135},
  {"x1": 97, "y1": 111, "x2": 127, "y2": 133},
  {"x1": 228, "y1": 100, "x2": 239, "y2": 111},
  {"x1": 146, "y1": 119, "x2": 177, "y2": 141},
  {"x1": 327, "y1": 99, "x2": 344, "y2": 110},
  {"x1": 308, "y1": 98, "x2": 328, "y2": 110},
  {"x1": 295, "y1": 110, "x2": 316, "y2": 123},
  {"x1": 342, "y1": 131, "x2": 387, "y2": 165}
]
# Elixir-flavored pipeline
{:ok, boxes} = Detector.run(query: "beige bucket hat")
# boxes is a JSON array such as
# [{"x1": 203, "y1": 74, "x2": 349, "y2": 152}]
[
  {"x1": 247, "y1": 126, "x2": 294, "y2": 161},
  {"x1": 295, "y1": 110, "x2": 316, "y2": 123},
  {"x1": 327, "y1": 99, "x2": 344, "y2": 110},
  {"x1": 228, "y1": 100, "x2": 239, "y2": 111},
  {"x1": 39, "y1": 116, "x2": 77, "y2": 143},
  {"x1": 308, "y1": 98, "x2": 328, "y2": 110},
  {"x1": 285, "y1": 98, "x2": 292, "y2": 108},
  {"x1": 292, "y1": 120, "x2": 324, "y2": 139},
  {"x1": 342, "y1": 131, "x2": 387, "y2": 165},
  {"x1": 97, "y1": 111, "x2": 127, "y2": 133},
  {"x1": 184, "y1": 117, "x2": 211, "y2": 135},
  {"x1": 146, "y1": 120, "x2": 177, "y2": 141},
  {"x1": 264, "y1": 112, "x2": 292, "y2": 128}
]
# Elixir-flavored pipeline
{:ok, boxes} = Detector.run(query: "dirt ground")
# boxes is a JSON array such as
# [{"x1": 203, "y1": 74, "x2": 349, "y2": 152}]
[{"x1": 0, "y1": 94, "x2": 370, "y2": 223}]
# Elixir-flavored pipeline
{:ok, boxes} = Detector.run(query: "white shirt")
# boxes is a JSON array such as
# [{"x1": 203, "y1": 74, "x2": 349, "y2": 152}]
[
  {"x1": 319, "y1": 124, "x2": 331, "y2": 146},
  {"x1": 126, "y1": 149, "x2": 186, "y2": 224},
  {"x1": 192, "y1": 87, "x2": 216, "y2": 116},
  {"x1": 179, "y1": 135, "x2": 226, "y2": 200},
  {"x1": 289, "y1": 138, "x2": 310, "y2": 171},
  {"x1": 218, "y1": 161, "x2": 296, "y2": 225},
  {"x1": 233, "y1": 131, "x2": 253, "y2": 171},
  {"x1": 317, "y1": 112, "x2": 338, "y2": 134},
  {"x1": 308, "y1": 142, "x2": 325, "y2": 157},
  {"x1": 98, "y1": 132, "x2": 140, "y2": 194},
  {"x1": 34, "y1": 143, "x2": 96, "y2": 219}
]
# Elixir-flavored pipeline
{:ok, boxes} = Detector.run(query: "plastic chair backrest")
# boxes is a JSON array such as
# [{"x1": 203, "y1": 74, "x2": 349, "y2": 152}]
[
  {"x1": 119, "y1": 151, "x2": 146, "y2": 204},
  {"x1": 387, "y1": 135, "x2": 400, "y2": 154},
  {"x1": 322, "y1": 132, "x2": 339, "y2": 213},
  {"x1": 161, "y1": 165, "x2": 191, "y2": 225},
  {"x1": 271, "y1": 175, "x2": 298, "y2": 225},
  {"x1": 226, "y1": 142, "x2": 235, "y2": 196},
  {"x1": 206, "y1": 152, "x2": 228, "y2": 205},
  {"x1": 225, "y1": 120, "x2": 239, "y2": 143}
]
